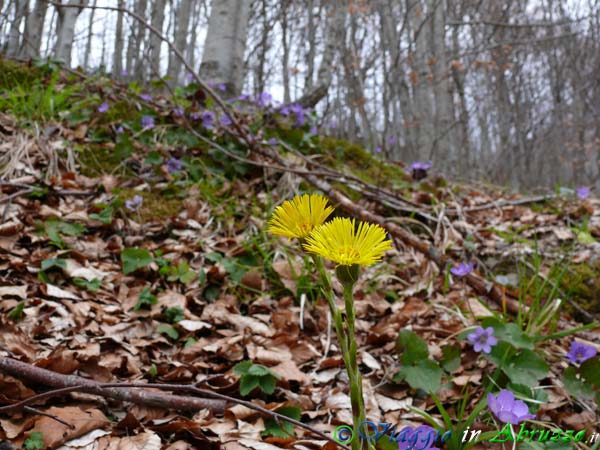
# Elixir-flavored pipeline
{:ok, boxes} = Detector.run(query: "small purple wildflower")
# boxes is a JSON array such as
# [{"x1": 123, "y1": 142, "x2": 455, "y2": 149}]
[
  {"x1": 451, "y1": 262, "x2": 474, "y2": 277},
  {"x1": 567, "y1": 341, "x2": 597, "y2": 364},
  {"x1": 375, "y1": 146, "x2": 382, "y2": 153},
  {"x1": 267, "y1": 137, "x2": 278, "y2": 145},
  {"x1": 186, "y1": 72, "x2": 194, "y2": 82},
  {"x1": 190, "y1": 112, "x2": 200, "y2": 120},
  {"x1": 120, "y1": 69, "x2": 128, "y2": 76},
  {"x1": 220, "y1": 113, "x2": 232, "y2": 127},
  {"x1": 166, "y1": 157, "x2": 182, "y2": 174},
  {"x1": 397, "y1": 425, "x2": 439, "y2": 450},
  {"x1": 309, "y1": 125, "x2": 318, "y2": 135},
  {"x1": 116, "y1": 125, "x2": 124, "y2": 134},
  {"x1": 201, "y1": 111, "x2": 215, "y2": 129},
  {"x1": 98, "y1": 102, "x2": 109, "y2": 113},
  {"x1": 409, "y1": 161, "x2": 432, "y2": 181},
  {"x1": 139, "y1": 93, "x2": 152, "y2": 102},
  {"x1": 488, "y1": 390, "x2": 535, "y2": 424},
  {"x1": 217, "y1": 82, "x2": 226, "y2": 91},
  {"x1": 329, "y1": 120, "x2": 337, "y2": 129},
  {"x1": 173, "y1": 107, "x2": 184, "y2": 117},
  {"x1": 237, "y1": 93, "x2": 250, "y2": 102},
  {"x1": 576, "y1": 186, "x2": 591, "y2": 199},
  {"x1": 141, "y1": 115, "x2": 155, "y2": 129},
  {"x1": 255, "y1": 92, "x2": 272, "y2": 108},
  {"x1": 125, "y1": 195, "x2": 143, "y2": 211},
  {"x1": 467, "y1": 326, "x2": 498, "y2": 353},
  {"x1": 388, "y1": 136, "x2": 397, "y2": 144}
]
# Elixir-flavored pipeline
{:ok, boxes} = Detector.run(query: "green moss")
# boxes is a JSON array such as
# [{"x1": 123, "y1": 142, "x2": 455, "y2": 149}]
[
  {"x1": 77, "y1": 143, "x2": 133, "y2": 177},
  {"x1": 118, "y1": 188, "x2": 183, "y2": 221},
  {"x1": 97, "y1": 99, "x2": 141, "y2": 125},
  {"x1": 559, "y1": 263, "x2": 600, "y2": 320},
  {"x1": 0, "y1": 57, "x2": 43, "y2": 90}
]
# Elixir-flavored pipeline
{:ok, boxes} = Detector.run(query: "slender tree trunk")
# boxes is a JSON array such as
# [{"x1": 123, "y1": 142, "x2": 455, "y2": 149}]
[
  {"x1": 113, "y1": 0, "x2": 125, "y2": 78},
  {"x1": 148, "y1": 0, "x2": 166, "y2": 78},
  {"x1": 6, "y1": 0, "x2": 28, "y2": 57},
  {"x1": 280, "y1": 1, "x2": 290, "y2": 102},
  {"x1": 132, "y1": 0, "x2": 148, "y2": 81},
  {"x1": 304, "y1": 0, "x2": 316, "y2": 90},
  {"x1": 257, "y1": 0, "x2": 270, "y2": 95},
  {"x1": 167, "y1": 0, "x2": 193, "y2": 86},
  {"x1": 199, "y1": 0, "x2": 252, "y2": 96},
  {"x1": 83, "y1": 0, "x2": 96, "y2": 70},
  {"x1": 19, "y1": 0, "x2": 49, "y2": 59},
  {"x1": 53, "y1": 0, "x2": 88, "y2": 66}
]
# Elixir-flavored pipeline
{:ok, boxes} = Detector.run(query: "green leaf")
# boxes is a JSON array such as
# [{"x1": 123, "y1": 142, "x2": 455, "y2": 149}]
[
  {"x1": 580, "y1": 357, "x2": 600, "y2": 388},
  {"x1": 145, "y1": 151, "x2": 162, "y2": 165},
  {"x1": 396, "y1": 359, "x2": 442, "y2": 393},
  {"x1": 576, "y1": 230, "x2": 596, "y2": 244},
  {"x1": 440, "y1": 345, "x2": 461, "y2": 373},
  {"x1": 233, "y1": 361, "x2": 253, "y2": 376},
  {"x1": 24, "y1": 432, "x2": 44, "y2": 450},
  {"x1": 484, "y1": 340, "x2": 513, "y2": 366},
  {"x1": 133, "y1": 286, "x2": 157, "y2": 310},
  {"x1": 240, "y1": 375, "x2": 260, "y2": 396},
  {"x1": 121, "y1": 248, "x2": 153, "y2": 274},
  {"x1": 89, "y1": 206, "x2": 114, "y2": 224},
  {"x1": 7, "y1": 301, "x2": 25, "y2": 321},
  {"x1": 41, "y1": 258, "x2": 67, "y2": 271},
  {"x1": 157, "y1": 324, "x2": 179, "y2": 340},
  {"x1": 482, "y1": 318, "x2": 534, "y2": 350},
  {"x1": 397, "y1": 329, "x2": 429, "y2": 364},
  {"x1": 562, "y1": 366, "x2": 595, "y2": 399},
  {"x1": 262, "y1": 406, "x2": 301, "y2": 438},
  {"x1": 73, "y1": 277, "x2": 101, "y2": 292},
  {"x1": 184, "y1": 337, "x2": 196, "y2": 347},
  {"x1": 258, "y1": 375, "x2": 277, "y2": 394},
  {"x1": 165, "y1": 306, "x2": 185, "y2": 323},
  {"x1": 248, "y1": 364, "x2": 273, "y2": 377},
  {"x1": 504, "y1": 349, "x2": 549, "y2": 385}
]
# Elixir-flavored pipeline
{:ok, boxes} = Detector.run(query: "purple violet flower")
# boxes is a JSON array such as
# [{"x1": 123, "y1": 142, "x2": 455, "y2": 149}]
[
  {"x1": 309, "y1": 125, "x2": 318, "y2": 135},
  {"x1": 141, "y1": 115, "x2": 155, "y2": 129},
  {"x1": 120, "y1": 69, "x2": 128, "y2": 76},
  {"x1": 217, "y1": 82, "x2": 226, "y2": 91},
  {"x1": 567, "y1": 341, "x2": 597, "y2": 364},
  {"x1": 98, "y1": 102, "x2": 109, "y2": 113},
  {"x1": 139, "y1": 93, "x2": 152, "y2": 102},
  {"x1": 116, "y1": 125, "x2": 124, "y2": 134},
  {"x1": 488, "y1": 390, "x2": 535, "y2": 424},
  {"x1": 375, "y1": 146, "x2": 382, "y2": 153},
  {"x1": 397, "y1": 425, "x2": 440, "y2": 450},
  {"x1": 166, "y1": 157, "x2": 182, "y2": 174},
  {"x1": 125, "y1": 195, "x2": 143, "y2": 211},
  {"x1": 576, "y1": 186, "x2": 591, "y2": 199},
  {"x1": 190, "y1": 112, "x2": 200, "y2": 121},
  {"x1": 329, "y1": 120, "x2": 337, "y2": 129},
  {"x1": 186, "y1": 72, "x2": 194, "y2": 82},
  {"x1": 267, "y1": 137, "x2": 278, "y2": 145},
  {"x1": 451, "y1": 262, "x2": 474, "y2": 277},
  {"x1": 201, "y1": 111, "x2": 215, "y2": 129},
  {"x1": 467, "y1": 326, "x2": 498, "y2": 353},
  {"x1": 255, "y1": 92, "x2": 272, "y2": 108},
  {"x1": 173, "y1": 107, "x2": 184, "y2": 117},
  {"x1": 409, "y1": 161, "x2": 432, "y2": 181},
  {"x1": 220, "y1": 113, "x2": 232, "y2": 127},
  {"x1": 388, "y1": 137, "x2": 397, "y2": 144}
]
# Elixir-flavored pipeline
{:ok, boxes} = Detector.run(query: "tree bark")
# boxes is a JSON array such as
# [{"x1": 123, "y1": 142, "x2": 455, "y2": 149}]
[
  {"x1": 199, "y1": 0, "x2": 252, "y2": 97},
  {"x1": 148, "y1": 0, "x2": 166, "y2": 78},
  {"x1": 83, "y1": 0, "x2": 96, "y2": 69},
  {"x1": 19, "y1": 0, "x2": 49, "y2": 59},
  {"x1": 6, "y1": 0, "x2": 28, "y2": 57},
  {"x1": 53, "y1": 0, "x2": 88, "y2": 66},
  {"x1": 112, "y1": 0, "x2": 125, "y2": 78},
  {"x1": 167, "y1": 0, "x2": 193, "y2": 86}
]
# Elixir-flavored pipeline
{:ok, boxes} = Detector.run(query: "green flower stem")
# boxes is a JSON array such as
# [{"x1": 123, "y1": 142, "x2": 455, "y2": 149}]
[{"x1": 312, "y1": 256, "x2": 368, "y2": 450}]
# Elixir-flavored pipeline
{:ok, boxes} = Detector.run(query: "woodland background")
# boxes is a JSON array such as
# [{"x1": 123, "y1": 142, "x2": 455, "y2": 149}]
[{"x1": 1, "y1": 0, "x2": 600, "y2": 189}]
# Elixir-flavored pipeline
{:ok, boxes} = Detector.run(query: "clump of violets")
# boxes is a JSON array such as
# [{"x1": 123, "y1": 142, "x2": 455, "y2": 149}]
[
  {"x1": 173, "y1": 107, "x2": 184, "y2": 117},
  {"x1": 576, "y1": 186, "x2": 591, "y2": 199},
  {"x1": 98, "y1": 102, "x2": 109, "y2": 113},
  {"x1": 567, "y1": 341, "x2": 597, "y2": 364},
  {"x1": 139, "y1": 93, "x2": 152, "y2": 102},
  {"x1": 409, "y1": 161, "x2": 432, "y2": 181},
  {"x1": 467, "y1": 326, "x2": 497, "y2": 353},
  {"x1": 269, "y1": 194, "x2": 392, "y2": 450},
  {"x1": 488, "y1": 390, "x2": 535, "y2": 424},
  {"x1": 125, "y1": 195, "x2": 143, "y2": 211},
  {"x1": 220, "y1": 113, "x2": 232, "y2": 127},
  {"x1": 255, "y1": 92, "x2": 272, "y2": 109},
  {"x1": 450, "y1": 262, "x2": 474, "y2": 277},
  {"x1": 166, "y1": 157, "x2": 182, "y2": 174},
  {"x1": 141, "y1": 115, "x2": 155, "y2": 130}
]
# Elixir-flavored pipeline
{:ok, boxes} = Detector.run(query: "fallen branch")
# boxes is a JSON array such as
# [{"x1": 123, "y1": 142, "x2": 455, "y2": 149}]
[{"x1": 0, "y1": 357, "x2": 349, "y2": 450}]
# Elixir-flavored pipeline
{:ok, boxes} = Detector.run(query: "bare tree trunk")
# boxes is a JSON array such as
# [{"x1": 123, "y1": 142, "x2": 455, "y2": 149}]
[
  {"x1": 167, "y1": 0, "x2": 193, "y2": 86},
  {"x1": 303, "y1": 0, "x2": 316, "y2": 90},
  {"x1": 280, "y1": 1, "x2": 290, "y2": 102},
  {"x1": 295, "y1": 0, "x2": 346, "y2": 108},
  {"x1": 132, "y1": 0, "x2": 148, "y2": 81},
  {"x1": 113, "y1": 0, "x2": 125, "y2": 78},
  {"x1": 199, "y1": 0, "x2": 252, "y2": 96},
  {"x1": 19, "y1": 0, "x2": 49, "y2": 59},
  {"x1": 185, "y1": 0, "x2": 201, "y2": 72},
  {"x1": 83, "y1": 0, "x2": 96, "y2": 70},
  {"x1": 6, "y1": 0, "x2": 28, "y2": 57},
  {"x1": 148, "y1": 0, "x2": 166, "y2": 78},
  {"x1": 53, "y1": 0, "x2": 88, "y2": 66},
  {"x1": 256, "y1": 0, "x2": 270, "y2": 95}
]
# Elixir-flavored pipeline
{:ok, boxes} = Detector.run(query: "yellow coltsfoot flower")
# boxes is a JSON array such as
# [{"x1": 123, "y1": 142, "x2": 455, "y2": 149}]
[
  {"x1": 303, "y1": 217, "x2": 392, "y2": 267},
  {"x1": 268, "y1": 193, "x2": 334, "y2": 240}
]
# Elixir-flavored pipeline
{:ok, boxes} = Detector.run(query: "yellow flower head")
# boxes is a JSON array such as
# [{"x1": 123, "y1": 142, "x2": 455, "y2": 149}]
[
  {"x1": 303, "y1": 217, "x2": 393, "y2": 266},
  {"x1": 268, "y1": 193, "x2": 334, "y2": 240}
]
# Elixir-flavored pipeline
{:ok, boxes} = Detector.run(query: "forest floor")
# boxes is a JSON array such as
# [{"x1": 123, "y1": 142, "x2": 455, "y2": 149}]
[{"x1": 0, "y1": 59, "x2": 599, "y2": 450}]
